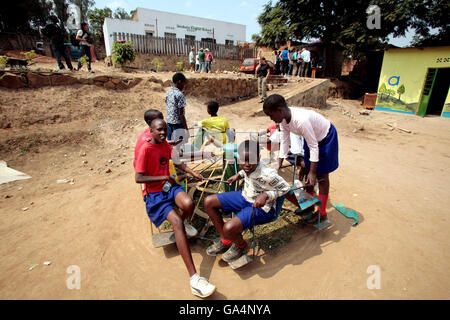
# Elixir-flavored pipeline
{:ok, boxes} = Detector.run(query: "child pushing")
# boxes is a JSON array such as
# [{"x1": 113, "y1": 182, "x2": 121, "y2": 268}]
[{"x1": 263, "y1": 94, "x2": 339, "y2": 223}]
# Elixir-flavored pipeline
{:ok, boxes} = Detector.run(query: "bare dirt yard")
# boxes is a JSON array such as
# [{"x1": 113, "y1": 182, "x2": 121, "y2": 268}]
[{"x1": 0, "y1": 63, "x2": 449, "y2": 299}]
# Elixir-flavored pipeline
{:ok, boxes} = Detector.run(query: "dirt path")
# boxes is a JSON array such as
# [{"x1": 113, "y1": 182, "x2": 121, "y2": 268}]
[{"x1": 0, "y1": 80, "x2": 449, "y2": 299}]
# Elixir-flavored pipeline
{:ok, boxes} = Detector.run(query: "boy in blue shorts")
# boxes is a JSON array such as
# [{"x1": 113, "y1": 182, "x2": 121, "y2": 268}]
[
  {"x1": 203, "y1": 140, "x2": 290, "y2": 262},
  {"x1": 134, "y1": 118, "x2": 216, "y2": 298}
]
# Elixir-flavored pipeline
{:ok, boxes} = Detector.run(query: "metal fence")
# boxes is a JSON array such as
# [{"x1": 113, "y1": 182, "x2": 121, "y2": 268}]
[{"x1": 112, "y1": 32, "x2": 256, "y2": 60}]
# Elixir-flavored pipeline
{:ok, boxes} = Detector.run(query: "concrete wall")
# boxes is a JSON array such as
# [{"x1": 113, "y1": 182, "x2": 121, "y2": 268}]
[
  {"x1": 285, "y1": 78, "x2": 330, "y2": 109},
  {"x1": 103, "y1": 8, "x2": 246, "y2": 56}
]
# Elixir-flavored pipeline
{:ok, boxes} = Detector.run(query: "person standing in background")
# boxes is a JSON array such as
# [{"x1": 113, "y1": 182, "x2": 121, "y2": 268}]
[
  {"x1": 189, "y1": 47, "x2": 195, "y2": 73},
  {"x1": 76, "y1": 22, "x2": 94, "y2": 72}
]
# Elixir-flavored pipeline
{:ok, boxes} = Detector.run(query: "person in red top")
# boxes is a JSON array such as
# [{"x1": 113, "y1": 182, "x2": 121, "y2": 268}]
[{"x1": 134, "y1": 118, "x2": 216, "y2": 298}]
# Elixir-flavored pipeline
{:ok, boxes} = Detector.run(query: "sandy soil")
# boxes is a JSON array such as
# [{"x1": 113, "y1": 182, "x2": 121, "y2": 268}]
[{"x1": 0, "y1": 69, "x2": 449, "y2": 300}]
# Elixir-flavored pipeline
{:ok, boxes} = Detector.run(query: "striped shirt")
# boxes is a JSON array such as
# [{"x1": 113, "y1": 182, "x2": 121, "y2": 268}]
[{"x1": 238, "y1": 161, "x2": 290, "y2": 213}]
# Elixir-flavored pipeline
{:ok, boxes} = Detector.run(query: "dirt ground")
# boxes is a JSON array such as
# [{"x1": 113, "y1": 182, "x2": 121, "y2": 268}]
[{"x1": 0, "y1": 64, "x2": 449, "y2": 300}]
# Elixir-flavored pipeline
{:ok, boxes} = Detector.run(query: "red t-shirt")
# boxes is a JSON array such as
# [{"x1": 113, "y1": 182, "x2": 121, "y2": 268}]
[
  {"x1": 133, "y1": 128, "x2": 152, "y2": 169},
  {"x1": 134, "y1": 140, "x2": 173, "y2": 194}
]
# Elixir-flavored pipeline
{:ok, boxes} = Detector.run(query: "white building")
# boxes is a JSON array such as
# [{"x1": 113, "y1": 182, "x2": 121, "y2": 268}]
[{"x1": 103, "y1": 8, "x2": 246, "y2": 56}]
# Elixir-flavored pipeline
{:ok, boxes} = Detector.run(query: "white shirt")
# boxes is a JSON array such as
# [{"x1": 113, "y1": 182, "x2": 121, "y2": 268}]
[
  {"x1": 238, "y1": 161, "x2": 290, "y2": 213},
  {"x1": 76, "y1": 29, "x2": 91, "y2": 47},
  {"x1": 279, "y1": 107, "x2": 330, "y2": 162},
  {"x1": 300, "y1": 50, "x2": 310, "y2": 63}
]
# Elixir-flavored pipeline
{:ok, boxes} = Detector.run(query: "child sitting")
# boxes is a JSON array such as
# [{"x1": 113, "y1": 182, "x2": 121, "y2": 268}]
[
  {"x1": 203, "y1": 140, "x2": 290, "y2": 262},
  {"x1": 134, "y1": 118, "x2": 216, "y2": 298},
  {"x1": 193, "y1": 101, "x2": 234, "y2": 149}
]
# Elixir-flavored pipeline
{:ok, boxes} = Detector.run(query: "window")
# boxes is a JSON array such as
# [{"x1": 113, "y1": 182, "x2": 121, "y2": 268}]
[
  {"x1": 201, "y1": 38, "x2": 216, "y2": 44},
  {"x1": 164, "y1": 32, "x2": 176, "y2": 39},
  {"x1": 185, "y1": 35, "x2": 195, "y2": 41},
  {"x1": 225, "y1": 40, "x2": 234, "y2": 46},
  {"x1": 145, "y1": 31, "x2": 153, "y2": 37}
]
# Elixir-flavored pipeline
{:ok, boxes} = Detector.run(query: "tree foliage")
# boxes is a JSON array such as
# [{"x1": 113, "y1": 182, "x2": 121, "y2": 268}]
[
  {"x1": 87, "y1": 7, "x2": 112, "y2": 40},
  {"x1": 0, "y1": 0, "x2": 53, "y2": 33},
  {"x1": 112, "y1": 41, "x2": 136, "y2": 67},
  {"x1": 53, "y1": 0, "x2": 70, "y2": 27},
  {"x1": 113, "y1": 7, "x2": 131, "y2": 19},
  {"x1": 255, "y1": 0, "x2": 449, "y2": 56}
]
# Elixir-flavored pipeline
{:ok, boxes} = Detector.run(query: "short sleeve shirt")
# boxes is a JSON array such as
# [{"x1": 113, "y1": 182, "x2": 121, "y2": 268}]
[
  {"x1": 200, "y1": 116, "x2": 230, "y2": 144},
  {"x1": 76, "y1": 29, "x2": 91, "y2": 47},
  {"x1": 134, "y1": 141, "x2": 174, "y2": 194},
  {"x1": 133, "y1": 128, "x2": 152, "y2": 169},
  {"x1": 165, "y1": 87, "x2": 186, "y2": 124}
]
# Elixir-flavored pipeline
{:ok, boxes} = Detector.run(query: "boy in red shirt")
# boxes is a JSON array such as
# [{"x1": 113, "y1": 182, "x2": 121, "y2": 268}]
[{"x1": 134, "y1": 118, "x2": 216, "y2": 298}]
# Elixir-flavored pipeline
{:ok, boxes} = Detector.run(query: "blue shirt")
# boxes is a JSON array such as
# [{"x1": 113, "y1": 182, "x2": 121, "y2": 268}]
[
  {"x1": 282, "y1": 50, "x2": 289, "y2": 60},
  {"x1": 165, "y1": 87, "x2": 186, "y2": 124}
]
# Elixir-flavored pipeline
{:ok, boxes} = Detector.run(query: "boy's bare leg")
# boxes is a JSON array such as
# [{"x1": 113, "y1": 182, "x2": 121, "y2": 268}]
[
  {"x1": 317, "y1": 173, "x2": 330, "y2": 195},
  {"x1": 165, "y1": 210, "x2": 196, "y2": 277},
  {"x1": 174, "y1": 191, "x2": 194, "y2": 220},
  {"x1": 204, "y1": 195, "x2": 245, "y2": 247}
]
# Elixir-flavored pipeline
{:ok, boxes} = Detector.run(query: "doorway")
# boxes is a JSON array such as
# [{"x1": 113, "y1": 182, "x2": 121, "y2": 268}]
[{"x1": 418, "y1": 67, "x2": 450, "y2": 116}]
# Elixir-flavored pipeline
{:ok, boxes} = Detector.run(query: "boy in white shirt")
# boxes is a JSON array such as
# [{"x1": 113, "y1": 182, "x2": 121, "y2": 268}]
[
  {"x1": 263, "y1": 94, "x2": 339, "y2": 223},
  {"x1": 203, "y1": 140, "x2": 290, "y2": 262}
]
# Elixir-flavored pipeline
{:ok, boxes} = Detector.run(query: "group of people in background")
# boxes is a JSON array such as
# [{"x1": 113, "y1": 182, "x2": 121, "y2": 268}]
[
  {"x1": 274, "y1": 47, "x2": 324, "y2": 77},
  {"x1": 42, "y1": 16, "x2": 94, "y2": 73},
  {"x1": 189, "y1": 47, "x2": 214, "y2": 73}
]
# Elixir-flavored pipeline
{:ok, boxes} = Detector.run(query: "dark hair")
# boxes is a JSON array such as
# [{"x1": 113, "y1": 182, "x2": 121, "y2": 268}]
[
  {"x1": 49, "y1": 15, "x2": 59, "y2": 23},
  {"x1": 150, "y1": 118, "x2": 165, "y2": 128},
  {"x1": 80, "y1": 22, "x2": 88, "y2": 29},
  {"x1": 263, "y1": 94, "x2": 287, "y2": 111},
  {"x1": 238, "y1": 139, "x2": 260, "y2": 161},
  {"x1": 172, "y1": 72, "x2": 186, "y2": 84},
  {"x1": 144, "y1": 109, "x2": 163, "y2": 126},
  {"x1": 207, "y1": 101, "x2": 219, "y2": 115}
]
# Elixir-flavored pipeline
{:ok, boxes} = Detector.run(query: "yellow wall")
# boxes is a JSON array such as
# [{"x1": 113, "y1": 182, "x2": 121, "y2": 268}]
[{"x1": 376, "y1": 46, "x2": 450, "y2": 115}]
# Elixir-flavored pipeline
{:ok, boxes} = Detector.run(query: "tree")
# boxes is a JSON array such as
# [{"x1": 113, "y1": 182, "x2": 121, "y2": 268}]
[
  {"x1": 397, "y1": 84, "x2": 405, "y2": 100},
  {"x1": 53, "y1": 0, "x2": 70, "y2": 27},
  {"x1": 252, "y1": 2, "x2": 292, "y2": 49},
  {"x1": 113, "y1": 7, "x2": 131, "y2": 19},
  {"x1": 69, "y1": 0, "x2": 94, "y2": 23},
  {"x1": 87, "y1": 7, "x2": 111, "y2": 41},
  {"x1": 0, "y1": 0, "x2": 53, "y2": 33},
  {"x1": 409, "y1": 0, "x2": 450, "y2": 47}
]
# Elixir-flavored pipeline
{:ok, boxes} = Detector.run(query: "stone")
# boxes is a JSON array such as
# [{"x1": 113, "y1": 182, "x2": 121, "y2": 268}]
[
  {"x1": 104, "y1": 81, "x2": 116, "y2": 89},
  {"x1": 111, "y1": 77, "x2": 121, "y2": 84},
  {"x1": 27, "y1": 73, "x2": 51, "y2": 88},
  {"x1": 0, "y1": 72, "x2": 27, "y2": 89},
  {"x1": 105, "y1": 168, "x2": 112, "y2": 173},
  {"x1": 92, "y1": 75, "x2": 110, "y2": 82},
  {"x1": 49, "y1": 74, "x2": 79, "y2": 86}
]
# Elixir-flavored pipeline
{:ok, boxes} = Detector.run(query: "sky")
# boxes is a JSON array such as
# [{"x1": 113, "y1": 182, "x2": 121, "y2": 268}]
[{"x1": 93, "y1": 0, "x2": 414, "y2": 47}]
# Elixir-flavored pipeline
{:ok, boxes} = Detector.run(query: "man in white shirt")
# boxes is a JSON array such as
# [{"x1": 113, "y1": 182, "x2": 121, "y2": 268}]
[
  {"x1": 76, "y1": 22, "x2": 93, "y2": 72},
  {"x1": 189, "y1": 47, "x2": 195, "y2": 73},
  {"x1": 300, "y1": 48, "x2": 311, "y2": 77}
]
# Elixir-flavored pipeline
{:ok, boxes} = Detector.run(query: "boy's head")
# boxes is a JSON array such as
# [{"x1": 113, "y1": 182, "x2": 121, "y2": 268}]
[
  {"x1": 150, "y1": 118, "x2": 167, "y2": 143},
  {"x1": 144, "y1": 109, "x2": 163, "y2": 127},
  {"x1": 238, "y1": 140, "x2": 260, "y2": 175},
  {"x1": 81, "y1": 22, "x2": 89, "y2": 31},
  {"x1": 263, "y1": 94, "x2": 288, "y2": 124},
  {"x1": 172, "y1": 72, "x2": 187, "y2": 91},
  {"x1": 207, "y1": 101, "x2": 219, "y2": 116}
]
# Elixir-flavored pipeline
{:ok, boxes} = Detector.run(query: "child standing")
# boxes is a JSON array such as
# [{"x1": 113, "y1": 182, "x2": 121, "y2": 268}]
[
  {"x1": 134, "y1": 118, "x2": 216, "y2": 298},
  {"x1": 263, "y1": 94, "x2": 339, "y2": 223},
  {"x1": 166, "y1": 73, "x2": 189, "y2": 141},
  {"x1": 203, "y1": 140, "x2": 290, "y2": 262}
]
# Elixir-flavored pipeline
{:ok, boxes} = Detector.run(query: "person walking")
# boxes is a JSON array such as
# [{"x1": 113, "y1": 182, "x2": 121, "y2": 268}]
[
  {"x1": 281, "y1": 47, "x2": 289, "y2": 76},
  {"x1": 76, "y1": 22, "x2": 94, "y2": 72},
  {"x1": 255, "y1": 57, "x2": 271, "y2": 103},
  {"x1": 42, "y1": 16, "x2": 73, "y2": 71}
]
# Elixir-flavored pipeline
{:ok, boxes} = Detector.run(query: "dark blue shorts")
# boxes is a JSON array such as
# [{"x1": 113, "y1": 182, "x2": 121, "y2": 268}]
[
  {"x1": 143, "y1": 184, "x2": 184, "y2": 228},
  {"x1": 216, "y1": 191, "x2": 275, "y2": 231},
  {"x1": 304, "y1": 123, "x2": 339, "y2": 174},
  {"x1": 167, "y1": 123, "x2": 185, "y2": 141}
]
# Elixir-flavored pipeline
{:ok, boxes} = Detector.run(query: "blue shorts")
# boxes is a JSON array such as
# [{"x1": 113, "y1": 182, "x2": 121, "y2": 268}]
[
  {"x1": 304, "y1": 123, "x2": 339, "y2": 174},
  {"x1": 167, "y1": 123, "x2": 185, "y2": 141},
  {"x1": 216, "y1": 191, "x2": 275, "y2": 231},
  {"x1": 143, "y1": 184, "x2": 184, "y2": 228}
]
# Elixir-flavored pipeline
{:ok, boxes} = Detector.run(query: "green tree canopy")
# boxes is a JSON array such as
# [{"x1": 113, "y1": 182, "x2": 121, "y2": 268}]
[
  {"x1": 0, "y1": 0, "x2": 53, "y2": 33},
  {"x1": 113, "y1": 7, "x2": 131, "y2": 19},
  {"x1": 87, "y1": 7, "x2": 111, "y2": 40}
]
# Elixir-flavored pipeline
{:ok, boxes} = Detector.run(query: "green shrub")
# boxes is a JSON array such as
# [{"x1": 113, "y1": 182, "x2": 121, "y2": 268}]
[
  {"x1": 151, "y1": 58, "x2": 164, "y2": 72},
  {"x1": 112, "y1": 41, "x2": 136, "y2": 68},
  {"x1": 0, "y1": 56, "x2": 7, "y2": 69},
  {"x1": 78, "y1": 55, "x2": 89, "y2": 67},
  {"x1": 176, "y1": 61, "x2": 183, "y2": 71},
  {"x1": 20, "y1": 50, "x2": 36, "y2": 65}
]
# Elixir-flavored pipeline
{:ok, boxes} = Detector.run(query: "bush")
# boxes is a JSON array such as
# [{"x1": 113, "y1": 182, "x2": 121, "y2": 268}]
[
  {"x1": 176, "y1": 61, "x2": 183, "y2": 71},
  {"x1": 0, "y1": 56, "x2": 7, "y2": 70},
  {"x1": 151, "y1": 58, "x2": 164, "y2": 72},
  {"x1": 20, "y1": 50, "x2": 36, "y2": 65},
  {"x1": 112, "y1": 41, "x2": 136, "y2": 68}
]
